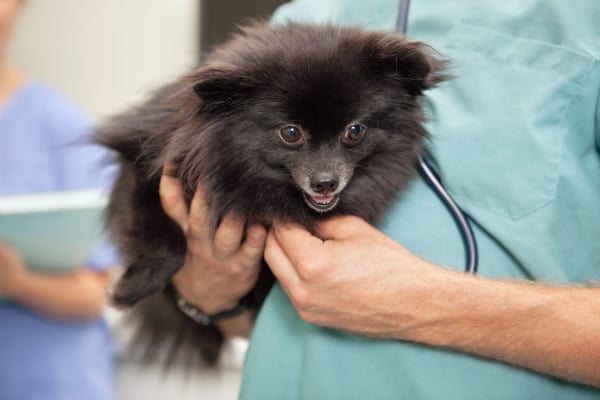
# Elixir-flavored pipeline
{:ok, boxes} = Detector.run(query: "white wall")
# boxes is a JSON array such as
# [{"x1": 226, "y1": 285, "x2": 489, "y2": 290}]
[{"x1": 7, "y1": 0, "x2": 200, "y2": 121}]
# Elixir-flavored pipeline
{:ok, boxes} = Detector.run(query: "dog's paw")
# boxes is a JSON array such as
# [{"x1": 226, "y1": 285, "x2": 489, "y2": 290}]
[{"x1": 111, "y1": 265, "x2": 169, "y2": 307}]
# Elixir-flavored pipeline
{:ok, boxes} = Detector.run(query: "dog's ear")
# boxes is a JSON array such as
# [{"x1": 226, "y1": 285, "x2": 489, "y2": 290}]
[
  {"x1": 192, "y1": 68, "x2": 256, "y2": 115},
  {"x1": 374, "y1": 37, "x2": 450, "y2": 96}
]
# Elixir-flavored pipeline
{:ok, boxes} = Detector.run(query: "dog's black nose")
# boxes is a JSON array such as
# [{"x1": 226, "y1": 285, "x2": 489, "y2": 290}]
[{"x1": 310, "y1": 174, "x2": 339, "y2": 194}]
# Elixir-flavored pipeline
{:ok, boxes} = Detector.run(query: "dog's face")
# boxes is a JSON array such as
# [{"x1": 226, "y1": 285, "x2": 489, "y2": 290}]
[
  {"x1": 178, "y1": 23, "x2": 447, "y2": 224},
  {"x1": 278, "y1": 122, "x2": 364, "y2": 213},
  {"x1": 251, "y1": 74, "x2": 404, "y2": 214}
]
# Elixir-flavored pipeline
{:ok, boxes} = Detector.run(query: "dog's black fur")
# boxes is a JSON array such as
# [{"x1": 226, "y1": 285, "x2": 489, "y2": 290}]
[{"x1": 95, "y1": 22, "x2": 447, "y2": 365}]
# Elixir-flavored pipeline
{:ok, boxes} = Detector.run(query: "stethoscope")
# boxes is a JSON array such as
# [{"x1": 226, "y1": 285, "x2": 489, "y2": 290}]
[{"x1": 397, "y1": 0, "x2": 479, "y2": 274}]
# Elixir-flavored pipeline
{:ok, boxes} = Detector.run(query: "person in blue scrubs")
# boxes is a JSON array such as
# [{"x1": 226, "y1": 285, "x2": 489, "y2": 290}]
[
  {"x1": 162, "y1": 0, "x2": 599, "y2": 398},
  {"x1": 0, "y1": 1, "x2": 116, "y2": 399}
]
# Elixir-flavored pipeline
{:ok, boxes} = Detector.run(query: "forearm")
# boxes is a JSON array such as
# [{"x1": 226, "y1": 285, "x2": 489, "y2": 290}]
[
  {"x1": 266, "y1": 219, "x2": 600, "y2": 387},
  {"x1": 5, "y1": 269, "x2": 110, "y2": 321},
  {"x1": 402, "y1": 267, "x2": 600, "y2": 387},
  {"x1": 215, "y1": 309, "x2": 256, "y2": 338}
]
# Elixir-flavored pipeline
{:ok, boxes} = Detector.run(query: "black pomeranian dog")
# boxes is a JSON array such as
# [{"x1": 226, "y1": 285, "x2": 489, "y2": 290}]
[{"x1": 96, "y1": 22, "x2": 447, "y2": 365}]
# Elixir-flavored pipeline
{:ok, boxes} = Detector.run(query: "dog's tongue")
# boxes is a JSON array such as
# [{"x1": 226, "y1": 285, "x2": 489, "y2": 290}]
[{"x1": 312, "y1": 194, "x2": 335, "y2": 205}]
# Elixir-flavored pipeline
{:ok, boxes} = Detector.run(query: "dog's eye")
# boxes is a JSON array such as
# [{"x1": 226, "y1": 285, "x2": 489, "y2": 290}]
[
  {"x1": 279, "y1": 126, "x2": 303, "y2": 145},
  {"x1": 343, "y1": 124, "x2": 366, "y2": 144}
]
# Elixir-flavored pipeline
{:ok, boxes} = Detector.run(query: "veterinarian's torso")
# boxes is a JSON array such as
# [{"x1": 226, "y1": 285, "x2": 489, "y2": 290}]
[{"x1": 240, "y1": 0, "x2": 600, "y2": 399}]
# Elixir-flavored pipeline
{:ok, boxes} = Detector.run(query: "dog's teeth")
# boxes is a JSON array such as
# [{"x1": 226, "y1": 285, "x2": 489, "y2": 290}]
[
  {"x1": 312, "y1": 195, "x2": 334, "y2": 204},
  {"x1": 302, "y1": 192, "x2": 339, "y2": 212}
]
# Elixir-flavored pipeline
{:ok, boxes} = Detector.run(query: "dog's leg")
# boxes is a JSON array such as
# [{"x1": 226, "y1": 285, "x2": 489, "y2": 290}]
[
  {"x1": 107, "y1": 163, "x2": 188, "y2": 306},
  {"x1": 112, "y1": 246, "x2": 185, "y2": 306}
]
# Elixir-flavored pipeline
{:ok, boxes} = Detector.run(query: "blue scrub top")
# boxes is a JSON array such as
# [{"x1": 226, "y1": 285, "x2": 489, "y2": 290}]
[
  {"x1": 241, "y1": 0, "x2": 600, "y2": 399},
  {"x1": 0, "y1": 82, "x2": 115, "y2": 400}
]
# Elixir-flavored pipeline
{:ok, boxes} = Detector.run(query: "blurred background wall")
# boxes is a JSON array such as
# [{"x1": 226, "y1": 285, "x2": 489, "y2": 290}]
[
  {"x1": 7, "y1": 0, "x2": 287, "y2": 122},
  {"x1": 200, "y1": 0, "x2": 290, "y2": 54},
  {"x1": 7, "y1": 0, "x2": 200, "y2": 121}
]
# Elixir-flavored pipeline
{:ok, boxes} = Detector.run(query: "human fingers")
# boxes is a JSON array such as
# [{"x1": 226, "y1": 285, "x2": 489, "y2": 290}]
[
  {"x1": 237, "y1": 224, "x2": 267, "y2": 268},
  {"x1": 271, "y1": 222, "x2": 324, "y2": 263},
  {"x1": 158, "y1": 169, "x2": 189, "y2": 231},
  {"x1": 187, "y1": 184, "x2": 212, "y2": 242},
  {"x1": 0, "y1": 241, "x2": 20, "y2": 261},
  {"x1": 213, "y1": 213, "x2": 246, "y2": 260},
  {"x1": 315, "y1": 215, "x2": 372, "y2": 241},
  {"x1": 264, "y1": 230, "x2": 301, "y2": 290},
  {"x1": 0, "y1": 241, "x2": 25, "y2": 276}
]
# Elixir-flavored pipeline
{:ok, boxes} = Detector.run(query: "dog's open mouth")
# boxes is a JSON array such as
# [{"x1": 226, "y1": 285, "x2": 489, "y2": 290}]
[{"x1": 302, "y1": 192, "x2": 340, "y2": 213}]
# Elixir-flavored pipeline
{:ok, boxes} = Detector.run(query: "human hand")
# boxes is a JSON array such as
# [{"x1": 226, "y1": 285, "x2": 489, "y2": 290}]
[
  {"x1": 0, "y1": 241, "x2": 29, "y2": 297},
  {"x1": 159, "y1": 168, "x2": 267, "y2": 315},
  {"x1": 265, "y1": 216, "x2": 452, "y2": 338}
]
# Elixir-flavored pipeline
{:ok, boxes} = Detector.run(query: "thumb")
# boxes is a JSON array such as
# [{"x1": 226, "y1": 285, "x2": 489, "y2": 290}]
[
  {"x1": 316, "y1": 215, "x2": 372, "y2": 240},
  {"x1": 159, "y1": 164, "x2": 189, "y2": 231}
]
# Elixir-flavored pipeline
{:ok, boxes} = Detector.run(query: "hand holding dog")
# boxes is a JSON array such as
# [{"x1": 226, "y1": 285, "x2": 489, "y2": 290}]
[
  {"x1": 267, "y1": 217, "x2": 600, "y2": 386},
  {"x1": 160, "y1": 170, "x2": 267, "y2": 316},
  {"x1": 266, "y1": 216, "x2": 448, "y2": 338}
]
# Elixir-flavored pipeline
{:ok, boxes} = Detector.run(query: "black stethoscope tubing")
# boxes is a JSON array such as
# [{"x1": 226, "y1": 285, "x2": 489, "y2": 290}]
[
  {"x1": 418, "y1": 157, "x2": 479, "y2": 274},
  {"x1": 396, "y1": 0, "x2": 479, "y2": 274}
]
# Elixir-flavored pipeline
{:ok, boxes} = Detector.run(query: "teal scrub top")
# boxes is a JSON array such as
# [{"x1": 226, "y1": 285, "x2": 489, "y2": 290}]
[{"x1": 240, "y1": 0, "x2": 600, "y2": 399}]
